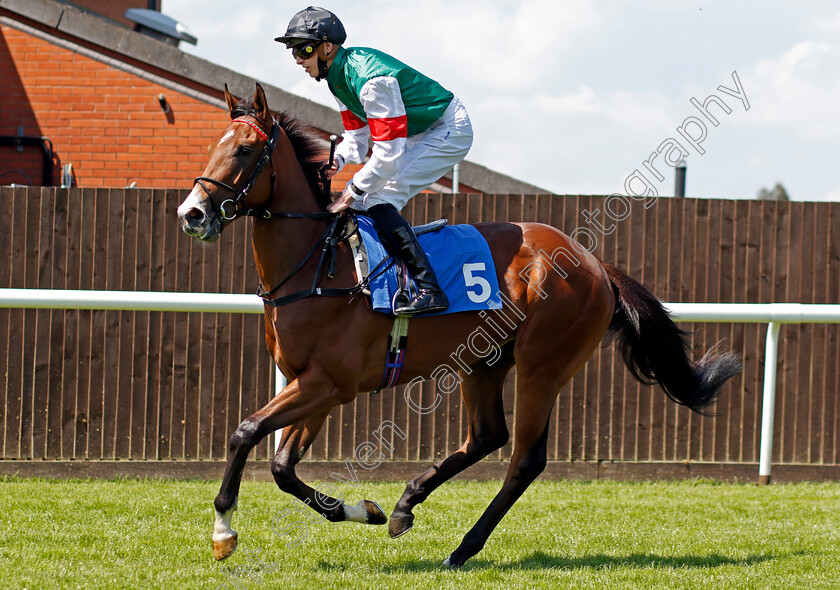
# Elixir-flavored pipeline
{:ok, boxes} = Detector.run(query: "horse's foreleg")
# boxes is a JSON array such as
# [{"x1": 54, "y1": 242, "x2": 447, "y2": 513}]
[
  {"x1": 389, "y1": 343, "x2": 515, "y2": 539},
  {"x1": 212, "y1": 370, "x2": 352, "y2": 560},
  {"x1": 271, "y1": 411, "x2": 387, "y2": 525},
  {"x1": 212, "y1": 423, "x2": 255, "y2": 560}
]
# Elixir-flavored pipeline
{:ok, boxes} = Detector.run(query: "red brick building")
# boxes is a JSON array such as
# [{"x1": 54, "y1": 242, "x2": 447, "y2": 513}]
[{"x1": 0, "y1": 0, "x2": 546, "y2": 193}]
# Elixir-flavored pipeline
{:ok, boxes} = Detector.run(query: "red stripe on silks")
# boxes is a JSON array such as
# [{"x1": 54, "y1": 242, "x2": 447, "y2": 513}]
[
  {"x1": 341, "y1": 110, "x2": 367, "y2": 130},
  {"x1": 368, "y1": 115, "x2": 408, "y2": 141}
]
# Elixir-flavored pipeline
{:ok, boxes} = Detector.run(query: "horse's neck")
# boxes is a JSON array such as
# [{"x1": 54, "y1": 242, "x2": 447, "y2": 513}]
[{"x1": 250, "y1": 171, "x2": 328, "y2": 294}]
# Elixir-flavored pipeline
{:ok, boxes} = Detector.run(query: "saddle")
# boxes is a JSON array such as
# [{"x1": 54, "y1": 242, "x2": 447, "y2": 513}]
[
  {"x1": 346, "y1": 214, "x2": 448, "y2": 297},
  {"x1": 258, "y1": 211, "x2": 499, "y2": 317}
]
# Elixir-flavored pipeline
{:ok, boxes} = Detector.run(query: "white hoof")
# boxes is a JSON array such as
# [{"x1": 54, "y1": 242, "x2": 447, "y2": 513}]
[
  {"x1": 213, "y1": 501, "x2": 238, "y2": 560},
  {"x1": 343, "y1": 499, "x2": 387, "y2": 524}
]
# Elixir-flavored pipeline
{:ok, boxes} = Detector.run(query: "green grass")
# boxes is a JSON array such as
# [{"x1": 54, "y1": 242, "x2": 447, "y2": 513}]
[{"x1": 1, "y1": 476, "x2": 839, "y2": 589}]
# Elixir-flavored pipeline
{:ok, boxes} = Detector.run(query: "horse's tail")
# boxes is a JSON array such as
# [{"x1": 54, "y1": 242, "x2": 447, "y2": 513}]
[{"x1": 602, "y1": 262, "x2": 741, "y2": 415}]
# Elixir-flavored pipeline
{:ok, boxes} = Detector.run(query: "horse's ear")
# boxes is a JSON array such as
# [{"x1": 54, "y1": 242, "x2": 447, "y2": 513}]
[
  {"x1": 254, "y1": 83, "x2": 271, "y2": 123},
  {"x1": 224, "y1": 84, "x2": 240, "y2": 118}
]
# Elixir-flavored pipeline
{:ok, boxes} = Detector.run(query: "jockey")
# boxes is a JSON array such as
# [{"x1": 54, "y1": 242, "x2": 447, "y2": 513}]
[{"x1": 276, "y1": 6, "x2": 474, "y2": 316}]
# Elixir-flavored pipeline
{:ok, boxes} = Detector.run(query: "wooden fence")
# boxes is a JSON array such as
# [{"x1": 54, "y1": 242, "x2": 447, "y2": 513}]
[{"x1": 1, "y1": 187, "x2": 839, "y2": 480}]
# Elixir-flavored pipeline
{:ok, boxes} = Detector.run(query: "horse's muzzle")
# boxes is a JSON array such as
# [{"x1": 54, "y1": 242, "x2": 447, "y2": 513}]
[{"x1": 177, "y1": 193, "x2": 221, "y2": 242}]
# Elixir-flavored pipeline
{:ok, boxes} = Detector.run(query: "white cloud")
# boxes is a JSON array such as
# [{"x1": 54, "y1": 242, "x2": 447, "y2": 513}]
[
  {"x1": 466, "y1": 85, "x2": 681, "y2": 194},
  {"x1": 161, "y1": 1, "x2": 840, "y2": 201},
  {"x1": 740, "y1": 39, "x2": 840, "y2": 140},
  {"x1": 811, "y1": 9, "x2": 840, "y2": 35},
  {"x1": 335, "y1": 0, "x2": 603, "y2": 94},
  {"x1": 820, "y1": 187, "x2": 840, "y2": 202}
]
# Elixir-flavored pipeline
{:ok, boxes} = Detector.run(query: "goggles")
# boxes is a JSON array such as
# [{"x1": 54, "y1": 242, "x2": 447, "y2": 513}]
[{"x1": 292, "y1": 42, "x2": 319, "y2": 60}]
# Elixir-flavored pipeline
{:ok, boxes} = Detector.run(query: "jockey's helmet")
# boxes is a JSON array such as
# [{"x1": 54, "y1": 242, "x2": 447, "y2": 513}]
[{"x1": 275, "y1": 7, "x2": 346, "y2": 47}]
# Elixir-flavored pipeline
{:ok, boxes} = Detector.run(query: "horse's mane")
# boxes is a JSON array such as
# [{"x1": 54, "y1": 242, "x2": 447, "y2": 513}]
[{"x1": 230, "y1": 98, "x2": 331, "y2": 210}]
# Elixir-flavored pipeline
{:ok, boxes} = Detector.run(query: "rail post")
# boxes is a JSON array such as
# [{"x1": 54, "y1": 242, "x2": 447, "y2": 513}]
[{"x1": 758, "y1": 322, "x2": 781, "y2": 485}]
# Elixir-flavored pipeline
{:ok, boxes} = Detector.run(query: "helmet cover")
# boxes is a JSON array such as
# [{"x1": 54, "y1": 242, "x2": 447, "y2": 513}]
[{"x1": 275, "y1": 6, "x2": 346, "y2": 46}]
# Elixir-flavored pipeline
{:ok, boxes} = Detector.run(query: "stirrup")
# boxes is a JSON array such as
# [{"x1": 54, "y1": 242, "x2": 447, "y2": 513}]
[
  {"x1": 392, "y1": 288, "x2": 411, "y2": 311},
  {"x1": 394, "y1": 290, "x2": 449, "y2": 316}
]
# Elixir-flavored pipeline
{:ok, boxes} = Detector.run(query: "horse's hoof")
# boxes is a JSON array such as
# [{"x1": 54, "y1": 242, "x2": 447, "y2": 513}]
[
  {"x1": 343, "y1": 499, "x2": 388, "y2": 524},
  {"x1": 212, "y1": 533, "x2": 238, "y2": 561},
  {"x1": 443, "y1": 554, "x2": 464, "y2": 569},
  {"x1": 388, "y1": 511, "x2": 414, "y2": 538},
  {"x1": 363, "y1": 500, "x2": 388, "y2": 525}
]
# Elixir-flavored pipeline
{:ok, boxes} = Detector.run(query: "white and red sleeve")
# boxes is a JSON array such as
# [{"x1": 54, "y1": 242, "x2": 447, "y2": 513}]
[
  {"x1": 333, "y1": 95, "x2": 371, "y2": 169},
  {"x1": 350, "y1": 76, "x2": 408, "y2": 194}
]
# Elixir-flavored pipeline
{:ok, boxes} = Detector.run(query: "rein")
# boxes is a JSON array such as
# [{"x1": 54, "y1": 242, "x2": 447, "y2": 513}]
[
  {"x1": 258, "y1": 212, "x2": 398, "y2": 308},
  {"x1": 258, "y1": 214, "x2": 357, "y2": 307}
]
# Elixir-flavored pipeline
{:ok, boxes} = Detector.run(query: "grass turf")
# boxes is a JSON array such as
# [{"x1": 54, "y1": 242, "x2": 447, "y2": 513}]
[{"x1": 1, "y1": 476, "x2": 839, "y2": 589}]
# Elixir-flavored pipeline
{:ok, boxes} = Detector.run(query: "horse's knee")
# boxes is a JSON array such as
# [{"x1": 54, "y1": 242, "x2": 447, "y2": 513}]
[
  {"x1": 228, "y1": 421, "x2": 260, "y2": 453},
  {"x1": 469, "y1": 426, "x2": 509, "y2": 456},
  {"x1": 270, "y1": 454, "x2": 296, "y2": 490}
]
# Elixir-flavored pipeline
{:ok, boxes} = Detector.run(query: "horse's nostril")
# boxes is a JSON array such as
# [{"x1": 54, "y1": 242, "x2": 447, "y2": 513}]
[{"x1": 186, "y1": 207, "x2": 204, "y2": 222}]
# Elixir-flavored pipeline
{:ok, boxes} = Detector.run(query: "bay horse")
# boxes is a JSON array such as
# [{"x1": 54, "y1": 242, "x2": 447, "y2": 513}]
[{"x1": 177, "y1": 83, "x2": 740, "y2": 568}]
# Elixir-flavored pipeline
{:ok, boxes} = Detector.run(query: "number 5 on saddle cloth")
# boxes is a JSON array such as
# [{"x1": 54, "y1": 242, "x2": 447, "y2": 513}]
[
  {"x1": 342, "y1": 213, "x2": 504, "y2": 393},
  {"x1": 348, "y1": 214, "x2": 503, "y2": 316}
]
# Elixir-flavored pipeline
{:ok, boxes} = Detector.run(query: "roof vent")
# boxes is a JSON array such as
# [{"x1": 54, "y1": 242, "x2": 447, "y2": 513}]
[{"x1": 124, "y1": 8, "x2": 197, "y2": 47}]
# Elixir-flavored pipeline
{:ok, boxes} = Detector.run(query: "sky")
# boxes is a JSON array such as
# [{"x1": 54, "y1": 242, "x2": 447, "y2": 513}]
[{"x1": 162, "y1": 1, "x2": 840, "y2": 201}]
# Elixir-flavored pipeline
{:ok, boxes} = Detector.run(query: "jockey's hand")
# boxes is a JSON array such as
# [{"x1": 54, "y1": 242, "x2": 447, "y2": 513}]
[
  {"x1": 327, "y1": 185, "x2": 356, "y2": 213},
  {"x1": 324, "y1": 160, "x2": 341, "y2": 178},
  {"x1": 323, "y1": 154, "x2": 343, "y2": 179}
]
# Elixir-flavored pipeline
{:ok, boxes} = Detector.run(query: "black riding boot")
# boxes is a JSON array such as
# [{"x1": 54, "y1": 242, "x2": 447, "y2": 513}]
[{"x1": 367, "y1": 204, "x2": 449, "y2": 316}]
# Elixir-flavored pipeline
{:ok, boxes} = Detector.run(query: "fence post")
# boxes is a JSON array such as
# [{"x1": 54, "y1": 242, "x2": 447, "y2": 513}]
[{"x1": 758, "y1": 321, "x2": 781, "y2": 485}]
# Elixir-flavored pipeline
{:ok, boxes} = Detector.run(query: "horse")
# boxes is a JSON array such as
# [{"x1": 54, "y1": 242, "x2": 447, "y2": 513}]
[{"x1": 177, "y1": 83, "x2": 741, "y2": 568}]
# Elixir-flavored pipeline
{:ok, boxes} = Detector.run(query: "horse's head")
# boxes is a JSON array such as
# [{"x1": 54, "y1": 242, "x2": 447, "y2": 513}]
[{"x1": 178, "y1": 83, "x2": 279, "y2": 242}]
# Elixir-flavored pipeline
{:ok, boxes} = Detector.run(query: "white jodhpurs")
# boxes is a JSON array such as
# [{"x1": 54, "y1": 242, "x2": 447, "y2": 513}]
[{"x1": 351, "y1": 96, "x2": 473, "y2": 212}]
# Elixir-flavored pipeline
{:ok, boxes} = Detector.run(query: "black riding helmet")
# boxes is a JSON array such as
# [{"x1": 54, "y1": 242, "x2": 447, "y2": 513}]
[
  {"x1": 275, "y1": 7, "x2": 346, "y2": 81},
  {"x1": 275, "y1": 6, "x2": 346, "y2": 46}
]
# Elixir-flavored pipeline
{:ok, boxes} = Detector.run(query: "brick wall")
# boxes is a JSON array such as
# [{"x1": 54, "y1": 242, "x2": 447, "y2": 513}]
[
  {"x1": 0, "y1": 19, "x2": 469, "y2": 193},
  {"x1": 65, "y1": 0, "x2": 156, "y2": 27},
  {"x1": 1, "y1": 24, "x2": 224, "y2": 189}
]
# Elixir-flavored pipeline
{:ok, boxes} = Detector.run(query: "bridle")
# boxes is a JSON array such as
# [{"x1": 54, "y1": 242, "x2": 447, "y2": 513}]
[
  {"x1": 192, "y1": 114, "x2": 353, "y2": 306},
  {"x1": 193, "y1": 116, "x2": 282, "y2": 221},
  {"x1": 193, "y1": 116, "x2": 336, "y2": 224}
]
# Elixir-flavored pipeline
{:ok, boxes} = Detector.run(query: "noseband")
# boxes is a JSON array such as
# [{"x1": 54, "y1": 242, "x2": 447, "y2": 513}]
[{"x1": 194, "y1": 117, "x2": 281, "y2": 220}]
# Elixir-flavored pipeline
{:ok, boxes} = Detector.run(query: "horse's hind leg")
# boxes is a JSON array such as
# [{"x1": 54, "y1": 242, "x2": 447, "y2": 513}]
[
  {"x1": 442, "y1": 307, "x2": 609, "y2": 567},
  {"x1": 271, "y1": 410, "x2": 386, "y2": 525},
  {"x1": 443, "y1": 375, "x2": 556, "y2": 568},
  {"x1": 389, "y1": 342, "x2": 515, "y2": 538}
]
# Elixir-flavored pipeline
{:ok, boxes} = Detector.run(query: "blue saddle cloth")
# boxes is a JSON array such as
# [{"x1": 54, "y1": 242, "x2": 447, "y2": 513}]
[{"x1": 355, "y1": 215, "x2": 502, "y2": 316}]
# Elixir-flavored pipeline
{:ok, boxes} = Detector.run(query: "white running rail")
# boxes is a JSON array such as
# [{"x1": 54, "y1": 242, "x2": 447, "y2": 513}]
[
  {"x1": 2, "y1": 289, "x2": 839, "y2": 483},
  {"x1": 665, "y1": 303, "x2": 840, "y2": 484}
]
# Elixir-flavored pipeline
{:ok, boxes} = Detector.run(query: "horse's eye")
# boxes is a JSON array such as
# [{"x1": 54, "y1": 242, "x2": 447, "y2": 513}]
[{"x1": 236, "y1": 145, "x2": 254, "y2": 157}]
